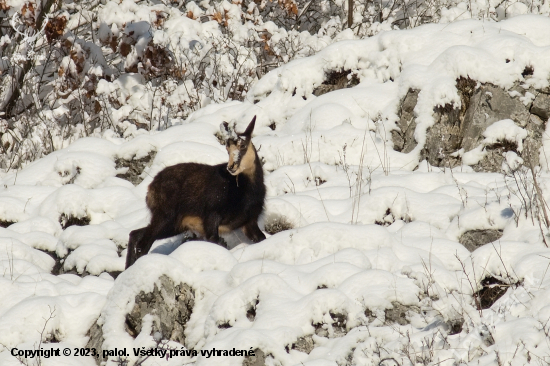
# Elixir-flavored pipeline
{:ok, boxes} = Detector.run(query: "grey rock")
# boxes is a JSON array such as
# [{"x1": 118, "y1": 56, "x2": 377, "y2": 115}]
[
  {"x1": 313, "y1": 312, "x2": 347, "y2": 338},
  {"x1": 393, "y1": 89, "x2": 419, "y2": 153},
  {"x1": 471, "y1": 146, "x2": 509, "y2": 173},
  {"x1": 459, "y1": 229, "x2": 503, "y2": 252},
  {"x1": 313, "y1": 70, "x2": 359, "y2": 97},
  {"x1": 115, "y1": 150, "x2": 157, "y2": 186},
  {"x1": 472, "y1": 112, "x2": 544, "y2": 172},
  {"x1": 423, "y1": 104, "x2": 463, "y2": 167},
  {"x1": 86, "y1": 275, "x2": 194, "y2": 365},
  {"x1": 393, "y1": 78, "x2": 548, "y2": 172},
  {"x1": 243, "y1": 349, "x2": 266, "y2": 366},
  {"x1": 384, "y1": 302, "x2": 420, "y2": 326},
  {"x1": 420, "y1": 77, "x2": 476, "y2": 168},
  {"x1": 522, "y1": 113, "x2": 545, "y2": 166},
  {"x1": 86, "y1": 321, "x2": 104, "y2": 361},
  {"x1": 461, "y1": 83, "x2": 530, "y2": 152},
  {"x1": 531, "y1": 92, "x2": 550, "y2": 121},
  {"x1": 291, "y1": 335, "x2": 314, "y2": 354},
  {"x1": 126, "y1": 275, "x2": 194, "y2": 343},
  {"x1": 366, "y1": 302, "x2": 421, "y2": 326}
]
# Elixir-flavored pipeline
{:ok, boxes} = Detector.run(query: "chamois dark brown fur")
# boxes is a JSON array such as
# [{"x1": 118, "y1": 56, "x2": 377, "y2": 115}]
[{"x1": 125, "y1": 116, "x2": 266, "y2": 268}]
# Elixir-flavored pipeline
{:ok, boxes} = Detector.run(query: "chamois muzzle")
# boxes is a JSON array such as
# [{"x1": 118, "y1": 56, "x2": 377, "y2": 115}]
[{"x1": 227, "y1": 162, "x2": 237, "y2": 174}]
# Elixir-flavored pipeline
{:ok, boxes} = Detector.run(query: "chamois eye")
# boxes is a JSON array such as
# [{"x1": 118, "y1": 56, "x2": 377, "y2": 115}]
[{"x1": 240, "y1": 144, "x2": 247, "y2": 150}]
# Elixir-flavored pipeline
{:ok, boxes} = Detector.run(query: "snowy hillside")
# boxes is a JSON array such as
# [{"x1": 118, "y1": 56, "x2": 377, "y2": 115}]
[{"x1": 2, "y1": 11, "x2": 550, "y2": 366}]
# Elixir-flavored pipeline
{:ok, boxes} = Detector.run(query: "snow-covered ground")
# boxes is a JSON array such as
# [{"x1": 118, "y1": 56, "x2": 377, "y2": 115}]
[{"x1": 1, "y1": 14, "x2": 550, "y2": 366}]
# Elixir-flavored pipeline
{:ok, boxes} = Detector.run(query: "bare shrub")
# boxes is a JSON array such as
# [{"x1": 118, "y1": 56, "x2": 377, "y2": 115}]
[{"x1": 264, "y1": 215, "x2": 293, "y2": 235}]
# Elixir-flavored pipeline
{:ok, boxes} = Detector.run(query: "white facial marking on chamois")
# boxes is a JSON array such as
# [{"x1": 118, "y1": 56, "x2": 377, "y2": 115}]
[{"x1": 226, "y1": 143, "x2": 239, "y2": 173}]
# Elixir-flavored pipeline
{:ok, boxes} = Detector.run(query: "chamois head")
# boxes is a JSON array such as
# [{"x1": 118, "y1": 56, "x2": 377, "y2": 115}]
[{"x1": 220, "y1": 116, "x2": 257, "y2": 176}]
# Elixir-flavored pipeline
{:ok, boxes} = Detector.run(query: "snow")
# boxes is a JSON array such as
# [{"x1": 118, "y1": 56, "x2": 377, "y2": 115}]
[
  {"x1": 247, "y1": 15, "x2": 550, "y2": 170},
  {"x1": 2, "y1": 12, "x2": 550, "y2": 366},
  {"x1": 483, "y1": 119, "x2": 528, "y2": 151}
]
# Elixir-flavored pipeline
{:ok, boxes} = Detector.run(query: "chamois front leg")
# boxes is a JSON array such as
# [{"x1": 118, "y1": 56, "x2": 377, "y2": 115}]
[
  {"x1": 243, "y1": 220, "x2": 266, "y2": 243},
  {"x1": 126, "y1": 227, "x2": 147, "y2": 269},
  {"x1": 204, "y1": 213, "x2": 226, "y2": 248}
]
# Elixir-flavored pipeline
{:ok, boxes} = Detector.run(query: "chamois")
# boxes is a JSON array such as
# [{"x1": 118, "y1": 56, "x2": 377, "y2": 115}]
[{"x1": 125, "y1": 116, "x2": 266, "y2": 268}]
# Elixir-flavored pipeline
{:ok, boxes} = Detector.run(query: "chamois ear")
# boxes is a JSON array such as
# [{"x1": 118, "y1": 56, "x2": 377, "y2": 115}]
[
  {"x1": 243, "y1": 116, "x2": 256, "y2": 137},
  {"x1": 220, "y1": 121, "x2": 230, "y2": 133}
]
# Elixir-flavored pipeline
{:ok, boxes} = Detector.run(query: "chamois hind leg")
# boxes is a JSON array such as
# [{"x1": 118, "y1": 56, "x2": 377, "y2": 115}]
[
  {"x1": 125, "y1": 216, "x2": 178, "y2": 269},
  {"x1": 243, "y1": 220, "x2": 266, "y2": 243}
]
